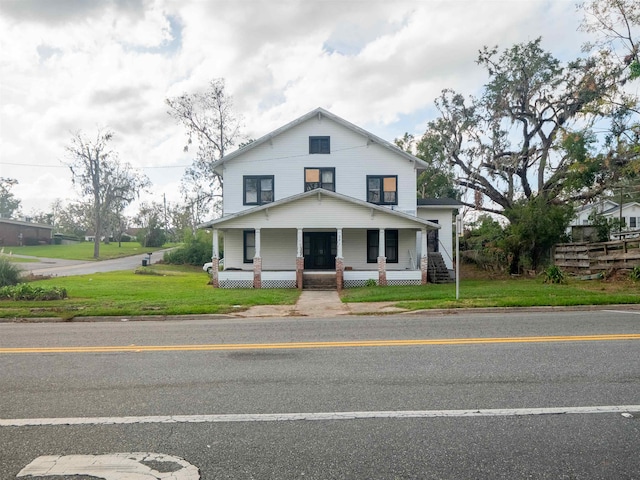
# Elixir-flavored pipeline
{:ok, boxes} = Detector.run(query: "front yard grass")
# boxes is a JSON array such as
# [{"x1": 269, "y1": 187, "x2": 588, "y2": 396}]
[
  {"x1": 0, "y1": 265, "x2": 299, "y2": 319},
  {"x1": 2, "y1": 242, "x2": 176, "y2": 261},
  {"x1": 340, "y1": 277, "x2": 640, "y2": 310}
]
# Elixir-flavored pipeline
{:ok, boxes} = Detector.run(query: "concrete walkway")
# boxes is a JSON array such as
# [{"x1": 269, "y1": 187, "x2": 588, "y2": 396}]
[{"x1": 233, "y1": 290, "x2": 406, "y2": 318}]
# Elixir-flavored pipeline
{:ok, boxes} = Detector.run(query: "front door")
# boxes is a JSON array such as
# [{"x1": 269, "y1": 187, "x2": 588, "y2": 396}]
[{"x1": 303, "y1": 232, "x2": 336, "y2": 270}]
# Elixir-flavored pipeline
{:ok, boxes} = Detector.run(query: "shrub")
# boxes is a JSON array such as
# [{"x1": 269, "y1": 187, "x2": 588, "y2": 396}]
[
  {"x1": 164, "y1": 230, "x2": 213, "y2": 266},
  {"x1": 0, "y1": 283, "x2": 67, "y2": 300},
  {"x1": 630, "y1": 266, "x2": 640, "y2": 282},
  {"x1": 0, "y1": 257, "x2": 21, "y2": 287},
  {"x1": 365, "y1": 279, "x2": 377, "y2": 287},
  {"x1": 543, "y1": 265, "x2": 566, "y2": 284}
]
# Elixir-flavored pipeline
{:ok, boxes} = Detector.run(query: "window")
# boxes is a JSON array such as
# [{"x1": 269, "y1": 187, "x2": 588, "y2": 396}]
[
  {"x1": 367, "y1": 230, "x2": 398, "y2": 263},
  {"x1": 367, "y1": 175, "x2": 397, "y2": 205},
  {"x1": 631, "y1": 217, "x2": 637, "y2": 229},
  {"x1": 309, "y1": 136, "x2": 330, "y2": 154},
  {"x1": 243, "y1": 176, "x2": 274, "y2": 205},
  {"x1": 243, "y1": 230, "x2": 255, "y2": 263},
  {"x1": 305, "y1": 168, "x2": 335, "y2": 191}
]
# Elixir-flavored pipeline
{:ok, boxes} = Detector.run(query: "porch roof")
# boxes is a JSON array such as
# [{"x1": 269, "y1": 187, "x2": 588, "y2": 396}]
[{"x1": 199, "y1": 189, "x2": 440, "y2": 230}]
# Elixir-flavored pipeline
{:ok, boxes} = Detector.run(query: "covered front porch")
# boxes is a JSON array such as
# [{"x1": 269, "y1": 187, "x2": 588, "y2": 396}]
[
  {"x1": 199, "y1": 189, "x2": 439, "y2": 290},
  {"x1": 209, "y1": 226, "x2": 432, "y2": 289}
]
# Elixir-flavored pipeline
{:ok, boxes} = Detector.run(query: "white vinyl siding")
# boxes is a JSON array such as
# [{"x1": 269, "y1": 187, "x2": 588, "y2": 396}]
[
  {"x1": 223, "y1": 229, "x2": 297, "y2": 271},
  {"x1": 222, "y1": 116, "x2": 418, "y2": 214},
  {"x1": 417, "y1": 207, "x2": 456, "y2": 269}
]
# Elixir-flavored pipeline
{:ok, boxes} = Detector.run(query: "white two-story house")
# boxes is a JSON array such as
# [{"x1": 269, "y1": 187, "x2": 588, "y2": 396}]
[{"x1": 200, "y1": 108, "x2": 458, "y2": 289}]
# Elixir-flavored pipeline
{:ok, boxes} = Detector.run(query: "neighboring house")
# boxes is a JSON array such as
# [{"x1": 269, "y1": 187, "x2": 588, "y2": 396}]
[
  {"x1": 570, "y1": 200, "x2": 619, "y2": 227},
  {"x1": 570, "y1": 201, "x2": 640, "y2": 240},
  {"x1": 571, "y1": 200, "x2": 640, "y2": 228},
  {"x1": 0, "y1": 218, "x2": 53, "y2": 247},
  {"x1": 199, "y1": 108, "x2": 458, "y2": 289}
]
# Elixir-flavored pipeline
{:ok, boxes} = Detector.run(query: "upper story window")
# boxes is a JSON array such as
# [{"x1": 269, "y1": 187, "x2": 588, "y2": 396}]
[
  {"x1": 309, "y1": 136, "x2": 330, "y2": 154},
  {"x1": 305, "y1": 168, "x2": 335, "y2": 191},
  {"x1": 244, "y1": 175, "x2": 274, "y2": 205},
  {"x1": 367, "y1": 175, "x2": 397, "y2": 205}
]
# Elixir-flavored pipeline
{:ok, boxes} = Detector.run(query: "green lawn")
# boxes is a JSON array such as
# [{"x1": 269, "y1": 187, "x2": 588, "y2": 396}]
[
  {"x1": 2, "y1": 242, "x2": 176, "y2": 261},
  {"x1": 0, "y1": 265, "x2": 299, "y2": 319},
  {"x1": 340, "y1": 277, "x2": 640, "y2": 310},
  {"x1": 2, "y1": 259, "x2": 639, "y2": 320}
]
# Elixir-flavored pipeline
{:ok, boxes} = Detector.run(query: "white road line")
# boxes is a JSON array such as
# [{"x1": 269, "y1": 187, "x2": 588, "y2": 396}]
[
  {"x1": 2, "y1": 405, "x2": 638, "y2": 427},
  {"x1": 602, "y1": 310, "x2": 640, "y2": 315}
]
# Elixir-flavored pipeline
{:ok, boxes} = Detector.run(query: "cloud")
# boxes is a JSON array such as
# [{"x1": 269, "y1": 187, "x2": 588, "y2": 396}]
[
  {"x1": 0, "y1": 0, "x2": 598, "y2": 217},
  {"x1": 0, "y1": 0, "x2": 145, "y2": 25}
]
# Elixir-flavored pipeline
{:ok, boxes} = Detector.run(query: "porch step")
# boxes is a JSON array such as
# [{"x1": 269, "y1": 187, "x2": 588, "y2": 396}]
[
  {"x1": 302, "y1": 272, "x2": 337, "y2": 290},
  {"x1": 427, "y1": 253, "x2": 453, "y2": 284}
]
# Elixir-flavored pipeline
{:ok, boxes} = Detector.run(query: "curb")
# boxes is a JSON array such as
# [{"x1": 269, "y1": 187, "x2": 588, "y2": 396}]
[{"x1": 2, "y1": 304, "x2": 639, "y2": 323}]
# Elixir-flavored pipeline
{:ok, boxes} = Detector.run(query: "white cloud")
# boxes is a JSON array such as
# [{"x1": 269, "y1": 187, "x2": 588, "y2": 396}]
[{"x1": 0, "y1": 0, "x2": 597, "y2": 218}]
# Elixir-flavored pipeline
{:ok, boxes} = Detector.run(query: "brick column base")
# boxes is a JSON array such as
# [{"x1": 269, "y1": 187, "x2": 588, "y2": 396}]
[
  {"x1": 377, "y1": 256, "x2": 387, "y2": 286},
  {"x1": 421, "y1": 256, "x2": 429, "y2": 285},
  {"x1": 335, "y1": 257, "x2": 344, "y2": 291},
  {"x1": 210, "y1": 258, "x2": 219, "y2": 288},
  {"x1": 296, "y1": 257, "x2": 304, "y2": 290},
  {"x1": 253, "y1": 257, "x2": 262, "y2": 289}
]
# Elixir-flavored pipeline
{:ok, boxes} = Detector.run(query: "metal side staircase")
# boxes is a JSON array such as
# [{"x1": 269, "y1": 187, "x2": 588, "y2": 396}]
[{"x1": 427, "y1": 252, "x2": 453, "y2": 283}]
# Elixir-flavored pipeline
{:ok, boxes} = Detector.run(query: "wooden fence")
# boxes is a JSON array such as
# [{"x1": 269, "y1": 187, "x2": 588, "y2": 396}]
[{"x1": 554, "y1": 239, "x2": 640, "y2": 273}]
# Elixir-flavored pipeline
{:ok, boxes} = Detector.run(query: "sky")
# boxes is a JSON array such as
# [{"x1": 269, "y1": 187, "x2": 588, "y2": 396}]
[{"x1": 0, "y1": 0, "x2": 594, "y2": 218}]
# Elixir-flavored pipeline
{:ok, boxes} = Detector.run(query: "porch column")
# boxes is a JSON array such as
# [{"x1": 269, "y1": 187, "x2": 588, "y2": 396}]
[
  {"x1": 253, "y1": 228, "x2": 262, "y2": 289},
  {"x1": 211, "y1": 228, "x2": 219, "y2": 288},
  {"x1": 378, "y1": 228, "x2": 387, "y2": 286},
  {"x1": 420, "y1": 227, "x2": 428, "y2": 285},
  {"x1": 336, "y1": 228, "x2": 344, "y2": 290},
  {"x1": 296, "y1": 228, "x2": 304, "y2": 290}
]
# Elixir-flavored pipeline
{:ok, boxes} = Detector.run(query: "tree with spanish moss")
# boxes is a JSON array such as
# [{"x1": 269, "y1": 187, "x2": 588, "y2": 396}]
[
  {"x1": 65, "y1": 129, "x2": 150, "y2": 258},
  {"x1": 419, "y1": 37, "x2": 639, "y2": 271}
]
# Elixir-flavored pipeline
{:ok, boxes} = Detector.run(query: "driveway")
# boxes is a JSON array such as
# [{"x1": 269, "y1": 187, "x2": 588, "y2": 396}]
[{"x1": 15, "y1": 250, "x2": 170, "y2": 278}]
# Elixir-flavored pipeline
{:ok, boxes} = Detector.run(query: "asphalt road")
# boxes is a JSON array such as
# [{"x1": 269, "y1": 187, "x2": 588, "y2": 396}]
[
  {"x1": 1, "y1": 309, "x2": 639, "y2": 478},
  {"x1": 17, "y1": 249, "x2": 169, "y2": 278}
]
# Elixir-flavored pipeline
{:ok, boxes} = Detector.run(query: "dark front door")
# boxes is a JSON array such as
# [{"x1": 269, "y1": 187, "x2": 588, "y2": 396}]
[{"x1": 303, "y1": 232, "x2": 336, "y2": 270}]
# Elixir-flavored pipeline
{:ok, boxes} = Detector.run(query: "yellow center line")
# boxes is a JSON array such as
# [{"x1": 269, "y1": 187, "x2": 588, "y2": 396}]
[{"x1": 1, "y1": 334, "x2": 640, "y2": 354}]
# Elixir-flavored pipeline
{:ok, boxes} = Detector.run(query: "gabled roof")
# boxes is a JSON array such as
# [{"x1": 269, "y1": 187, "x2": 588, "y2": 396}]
[
  {"x1": 199, "y1": 188, "x2": 440, "y2": 230},
  {"x1": 602, "y1": 201, "x2": 640, "y2": 216},
  {"x1": 212, "y1": 107, "x2": 430, "y2": 172},
  {"x1": 574, "y1": 199, "x2": 618, "y2": 214}
]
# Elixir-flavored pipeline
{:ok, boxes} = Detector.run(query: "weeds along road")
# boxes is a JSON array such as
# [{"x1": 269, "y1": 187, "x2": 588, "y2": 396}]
[{"x1": 1, "y1": 310, "x2": 640, "y2": 478}]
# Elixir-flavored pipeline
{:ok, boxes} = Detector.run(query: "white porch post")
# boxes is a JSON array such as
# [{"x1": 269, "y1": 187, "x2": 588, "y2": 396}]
[
  {"x1": 421, "y1": 227, "x2": 428, "y2": 285},
  {"x1": 296, "y1": 228, "x2": 304, "y2": 290},
  {"x1": 211, "y1": 228, "x2": 219, "y2": 288},
  {"x1": 378, "y1": 228, "x2": 387, "y2": 286},
  {"x1": 212, "y1": 229, "x2": 219, "y2": 259},
  {"x1": 254, "y1": 228, "x2": 261, "y2": 258},
  {"x1": 253, "y1": 228, "x2": 262, "y2": 289},
  {"x1": 297, "y1": 228, "x2": 303, "y2": 258},
  {"x1": 336, "y1": 228, "x2": 344, "y2": 290}
]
